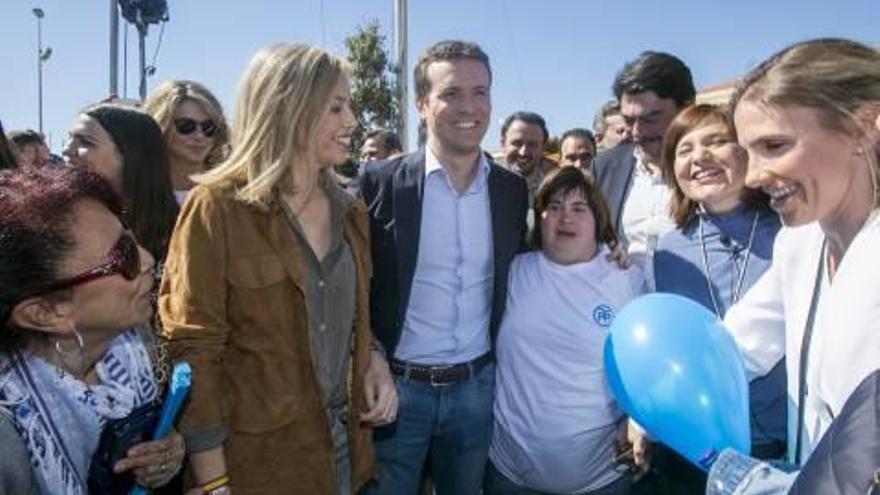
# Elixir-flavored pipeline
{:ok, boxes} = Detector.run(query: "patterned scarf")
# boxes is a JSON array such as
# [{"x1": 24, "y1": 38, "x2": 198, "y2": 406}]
[{"x1": 0, "y1": 327, "x2": 158, "y2": 495}]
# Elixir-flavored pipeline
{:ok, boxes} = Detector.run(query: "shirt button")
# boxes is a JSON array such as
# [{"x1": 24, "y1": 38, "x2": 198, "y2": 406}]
[
  {"x1": 317, "y1": 280, "x2": 325, "y2": 288},
  {"x1": 319, "y1": 323, "x2": 327, "y2": 332}
]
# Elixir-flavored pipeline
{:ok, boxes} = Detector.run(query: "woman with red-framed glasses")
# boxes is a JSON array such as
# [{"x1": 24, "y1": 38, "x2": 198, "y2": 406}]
[{"x1": 0, "y1": 166, "x2": 185, "y2": 494}]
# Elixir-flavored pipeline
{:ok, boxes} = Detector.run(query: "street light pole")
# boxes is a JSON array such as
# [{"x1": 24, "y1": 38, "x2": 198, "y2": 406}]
[
  {"x1": 138, "y1": 18, "x2": 148, "y2": 100},
  {"x1": 32, "y1": 8, "x2": 47, "y2": 135},
  {"x1": 110, "y1": 0, "x2": 119, "y2": 98},
  {"x1": 394, "y1": 0, "x2": 408, "y2": 148}
]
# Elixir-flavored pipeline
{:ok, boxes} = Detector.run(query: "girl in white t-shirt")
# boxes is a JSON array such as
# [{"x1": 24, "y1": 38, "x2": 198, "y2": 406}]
[{"x1": 488, "y1": 167, "x2": 647, "y2": 495}]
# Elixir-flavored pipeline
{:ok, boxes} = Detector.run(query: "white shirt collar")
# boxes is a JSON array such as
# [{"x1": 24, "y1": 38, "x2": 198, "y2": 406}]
[
  {"x1": 632, "y1": 148, "x2": 664, "y2": 184},
  {"x1": 425, "y1": 145, "x2": 490, "y2": 193}
]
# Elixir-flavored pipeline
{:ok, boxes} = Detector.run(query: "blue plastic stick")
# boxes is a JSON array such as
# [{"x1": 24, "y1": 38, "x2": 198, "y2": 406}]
[{"x1": 130, "y1": 362, "x2": 192, "y2": 495}]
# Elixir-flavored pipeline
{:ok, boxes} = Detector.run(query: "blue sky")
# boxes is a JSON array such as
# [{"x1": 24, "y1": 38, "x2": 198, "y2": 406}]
[{"x1": 3, "y1": 0, "x2": 878, "y2": 153}]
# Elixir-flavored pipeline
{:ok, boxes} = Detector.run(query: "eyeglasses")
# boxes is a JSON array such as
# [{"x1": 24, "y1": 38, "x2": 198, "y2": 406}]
[
  {"x1": 173, "y1": 118, "x2": 219, "y2": 138},
  {"x1": 44, "y1": 231, "x2": 142, "y2": 292}
]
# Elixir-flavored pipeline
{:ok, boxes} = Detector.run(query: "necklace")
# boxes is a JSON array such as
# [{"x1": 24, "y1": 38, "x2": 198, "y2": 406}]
[{"x1": 698, "y1": 209, "x2": 760, "y2": 317}]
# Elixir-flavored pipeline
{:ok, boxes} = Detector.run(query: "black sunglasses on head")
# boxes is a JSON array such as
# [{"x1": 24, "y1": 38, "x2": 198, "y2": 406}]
[{"x1": 173, "y1": 118, "x2": 219, "y2": 137}]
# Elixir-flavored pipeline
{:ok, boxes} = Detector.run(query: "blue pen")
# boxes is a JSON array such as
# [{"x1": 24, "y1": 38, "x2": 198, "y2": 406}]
[{"x1": 131, "y1": 362, "x2": 192, "y2": 495}]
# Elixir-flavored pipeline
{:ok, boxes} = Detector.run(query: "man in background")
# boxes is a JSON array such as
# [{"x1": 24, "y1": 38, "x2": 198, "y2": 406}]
[
  {"x1": 593, "y1": 51, "x2": 695, "y2": 255},
  {"x1": 8, "y1": 129, "x2": 57, "y2": 167},
  {"x1": 558, "y1": 128, "x2": 597, "y2": 172},
  {"x1": 499, "y1": 111, "x2": 553, "y2": 198},
  {"x1": 360, "y1": 128, "x2": 403, "y2": 162}
]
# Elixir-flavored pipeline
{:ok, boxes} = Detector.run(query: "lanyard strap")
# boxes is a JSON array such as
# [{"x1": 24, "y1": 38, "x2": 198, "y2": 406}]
[
  {"x1": 794, "y1": 239, "x2": 826, "y2": 465},
  {"x1": 697, "y1": 209, "x2": 760, "y2": 317}
]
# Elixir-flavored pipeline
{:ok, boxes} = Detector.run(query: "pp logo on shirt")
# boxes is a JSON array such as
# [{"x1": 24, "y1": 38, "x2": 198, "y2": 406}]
[{"x1": 592, "y1": 304, "x2": 614, "y2": 327}]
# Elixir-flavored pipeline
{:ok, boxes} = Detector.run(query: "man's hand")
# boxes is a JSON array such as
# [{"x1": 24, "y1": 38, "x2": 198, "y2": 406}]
[
  {"x1": 606, "y1": 240, "x2": 631, "y2": 269},
  {"x1": 360, "y1": 350, "x2": 399, "y2": 426},
  {"x1": 628, "y1": 420, "x2": 652, "y2": 472}
]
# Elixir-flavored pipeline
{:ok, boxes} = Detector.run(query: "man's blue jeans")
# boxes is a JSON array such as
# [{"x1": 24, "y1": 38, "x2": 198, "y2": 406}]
[{"x1": 364, "y1": 362, "x2": 495, "y2": 495}]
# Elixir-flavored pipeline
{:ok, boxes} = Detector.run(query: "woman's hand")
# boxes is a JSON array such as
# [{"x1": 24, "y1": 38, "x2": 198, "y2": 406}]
[
  {"x1": 113, "y1": 429, "x2": 185, "y2": 488},
  {"x1": 360, "y1": 350, "x2": 399, "y2": 426}
]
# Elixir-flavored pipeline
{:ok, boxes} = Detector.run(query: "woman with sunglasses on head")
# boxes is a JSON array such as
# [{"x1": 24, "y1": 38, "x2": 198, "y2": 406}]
[
  {"x1": 0, "y1": 166, "x2": 185, "y2": 495},
  {"x1": 144, "y1": 80, "x2": 230, "y2": 205},
  {"x1": 159, "y1": 43, "x2": 396, "y2": 495},
  {"x1": 486, "y1": 167, "x2": 646, "y2": 495},
  {"x1": 64, "y1": 103, "x2": 179, "y2": 263},
  {"x1": 639, "y1": 104, "x2": 787, "y2": 494},
  {"x1": 702, "y1": 38, "x2": 880, "y2": 494}
]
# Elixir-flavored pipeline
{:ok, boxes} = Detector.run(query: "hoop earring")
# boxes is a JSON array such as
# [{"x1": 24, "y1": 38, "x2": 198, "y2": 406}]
[{"x1": 54, "y1": 328, "x2": 85, "y2": 376}]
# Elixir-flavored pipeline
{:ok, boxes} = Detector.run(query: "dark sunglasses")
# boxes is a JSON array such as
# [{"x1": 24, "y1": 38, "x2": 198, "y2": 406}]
[
  {"x1": 173, "y1": 117, "x2": 219, "y2": 137},
  {"x1": 44, "y1": 231, "x2": 142, "y2": 293}
]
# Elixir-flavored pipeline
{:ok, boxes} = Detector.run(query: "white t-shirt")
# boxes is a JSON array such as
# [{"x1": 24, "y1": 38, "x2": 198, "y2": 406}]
[
  {"x1": 725, "y1": 212, "x2": 880, "y2": 464},
  {"x1": 490, "y1": 249, "x2": 647, "y2": 493},
  {"x1": 174, "y1": 189, "x2": 190, "y2": 205}
]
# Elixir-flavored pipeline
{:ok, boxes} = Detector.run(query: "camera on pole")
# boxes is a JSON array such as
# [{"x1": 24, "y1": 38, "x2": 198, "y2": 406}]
[
  {"x1": 118, "y1": 0, "x2": 169, "y2": 100},
  {"x1": 118, "y1": 0, "x2": 168, "y2": 26}
]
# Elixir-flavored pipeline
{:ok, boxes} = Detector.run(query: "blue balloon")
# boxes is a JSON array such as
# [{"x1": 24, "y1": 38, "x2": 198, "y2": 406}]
[{"x1": 604, "y1": 293, "x2": 750, "y2": 471}]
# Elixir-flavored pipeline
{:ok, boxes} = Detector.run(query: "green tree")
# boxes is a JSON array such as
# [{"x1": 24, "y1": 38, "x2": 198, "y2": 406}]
[
  {"x1": 544, "y1": 136, "x2": 560, "y2": 155},
  {"x1": 344, "y1": 21, "x2": 399, "y2": 171}
]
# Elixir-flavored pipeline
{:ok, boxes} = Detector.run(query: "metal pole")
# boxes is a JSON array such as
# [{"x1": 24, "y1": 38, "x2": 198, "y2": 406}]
[
  {"x1": 32, "y1": 8, "x2": 50, "y2": 135},
  {"x1": 37, "y1": 14, "x2": 43, "y2": 134},
  {"x1": 394, "y1": 0, "x2": 408, "y2": 149},
  {"x1": 123, "y1": 22, "x2": 128, "y2": 98},
  {"x1": 138, "y1": 22, "x2": 147, "y2": 100},
  {"x1": 109, "y1": 0, "x2": 119, "y2": 98}
]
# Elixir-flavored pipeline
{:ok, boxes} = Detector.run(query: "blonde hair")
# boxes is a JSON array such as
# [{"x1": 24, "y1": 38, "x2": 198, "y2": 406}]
[
  {"x1": 143, "y1": 80, "x2": 229, "y2": 166},
  {"x1": 195, "y1": 43, "x2": 348, "y2": 209},
  {"x1": 731, "y1": 38, "x2": 880, "y2": 197}
]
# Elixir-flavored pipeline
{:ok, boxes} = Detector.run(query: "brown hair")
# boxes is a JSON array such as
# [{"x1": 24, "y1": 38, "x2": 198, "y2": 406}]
[
  {"x1": 531, "y1": 166, "x2": 617, "y2": 250},
  {"x1": 414, "y1": 40, "x2": 491, "y2": 101},
  {"x1": 660, "y1": 104, "x2": 769, "y2": 227},
  {"x1": 730, "y1": 38, "x2": 880, "y2": 176}
]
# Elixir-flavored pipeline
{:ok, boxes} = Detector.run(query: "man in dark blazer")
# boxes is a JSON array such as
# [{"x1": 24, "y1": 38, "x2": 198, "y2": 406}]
[
  {"x1": 593, "y1": 51, "x2": 695, "y2": 239},
  {"x1": 359, "y1": 40, "x2": 528, "y2": 495},
  {"x1": 593, "y1": 141, "x2": 638, "y2": 233}
]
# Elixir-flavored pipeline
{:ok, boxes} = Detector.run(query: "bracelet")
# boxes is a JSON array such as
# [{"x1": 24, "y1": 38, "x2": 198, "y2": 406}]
[
  {"x1": 205, "y1": 486, "x2": 231, "y2": 495},
  {"x1": 201, "y1": 474, "x2": 230, "y2": 494}
]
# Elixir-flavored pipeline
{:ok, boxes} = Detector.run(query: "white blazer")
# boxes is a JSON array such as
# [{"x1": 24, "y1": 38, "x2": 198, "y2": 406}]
[{"x1": 725, "y1": 212, "x2": 880, "y2": 464}]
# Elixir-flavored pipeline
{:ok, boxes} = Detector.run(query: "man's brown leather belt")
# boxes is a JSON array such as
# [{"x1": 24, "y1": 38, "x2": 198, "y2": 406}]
[{"x1": 390, "y1": 352, "x2": 493, "y2": 386}]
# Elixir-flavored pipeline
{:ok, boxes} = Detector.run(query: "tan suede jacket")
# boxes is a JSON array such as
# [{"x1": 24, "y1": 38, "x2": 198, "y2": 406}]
[{"x1": 159, "y1": 183, "x2": 375, "y2": 494}]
